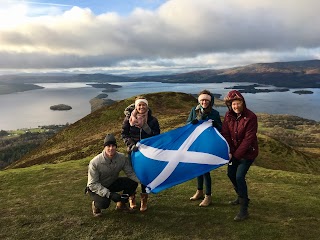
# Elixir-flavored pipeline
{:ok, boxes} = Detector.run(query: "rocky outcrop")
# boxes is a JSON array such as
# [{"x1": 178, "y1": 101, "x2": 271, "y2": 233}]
[{"x1": 89, "y1": 98, "x2": 116, "y2": 112}]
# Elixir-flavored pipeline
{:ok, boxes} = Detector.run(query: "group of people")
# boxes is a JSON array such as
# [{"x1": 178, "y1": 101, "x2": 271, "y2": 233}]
[{"x1": 86, "y1": 89, "x2": 259, "y2": 222}]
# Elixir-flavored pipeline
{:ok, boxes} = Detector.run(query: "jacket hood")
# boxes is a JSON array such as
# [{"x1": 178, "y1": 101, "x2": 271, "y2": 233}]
[
  {"x1": 224, "y1": 90, "x2": 247, "y2": 111},
  {"x1": 210, "y1": 93, "x2": 215, "y2": 105}
]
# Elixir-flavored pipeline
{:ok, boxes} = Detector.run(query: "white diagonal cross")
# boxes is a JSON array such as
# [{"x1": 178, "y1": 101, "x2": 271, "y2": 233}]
[{"x1": 136, "y1": 120, "x2": 229, "y2": 193}]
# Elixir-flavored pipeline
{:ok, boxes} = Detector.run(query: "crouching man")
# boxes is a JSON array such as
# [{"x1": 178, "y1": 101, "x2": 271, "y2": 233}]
[{"x1": 86, "y1": 133, "x2": 139, "y2": 217}]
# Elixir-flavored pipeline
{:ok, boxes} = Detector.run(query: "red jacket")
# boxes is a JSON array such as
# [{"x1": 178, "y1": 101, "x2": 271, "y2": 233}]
[{"x1": 221, "y1": 99, "x2": 259, "y2": 161}]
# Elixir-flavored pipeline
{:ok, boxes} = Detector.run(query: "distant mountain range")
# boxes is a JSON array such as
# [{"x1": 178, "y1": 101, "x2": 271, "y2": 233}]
[
  {"x1": 1, "y1": 59, "x2": 319, "y2": 88},
  {"x1": 135, "y1": 59, "x2": 320, "y2": 88}
]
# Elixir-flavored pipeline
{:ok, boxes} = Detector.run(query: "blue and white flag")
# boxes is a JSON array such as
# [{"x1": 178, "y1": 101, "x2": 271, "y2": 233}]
[{"x1": 131, "y1": 120, "x2": 230, "y2": 193}]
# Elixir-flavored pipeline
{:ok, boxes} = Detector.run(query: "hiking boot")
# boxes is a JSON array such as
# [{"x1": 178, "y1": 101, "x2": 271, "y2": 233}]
[
  {"x1": 199, "y1": 195, "x2": 212, "y2": 207},
  {"x1": 234, "y1": 197, "x2": 249, "y2": 221},
  {"x1": 129, "y1": 194, "x2": 137, "y2": 209},
  {"x1": 234, "y1": 210, "x2": 249, "y2": 221},
  {"x1": 190, "y1": 190, "x2": 204, "y2": 201},
  {"x1": 229, "y1": 197, "x2": 240, "y2": 205},
  {"x1": 92, "y1": 201, "x2": 102, "y2": 217},
  {"x1": 115, "y1": 202, "x2": 136, "y2": 213},
  {"x1": 140, "y1": 193, "x2": 148, "y2": 212}
]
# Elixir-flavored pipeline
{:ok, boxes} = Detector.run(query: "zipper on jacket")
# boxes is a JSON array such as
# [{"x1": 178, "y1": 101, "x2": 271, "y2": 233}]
[{"x1": 235, "y1": 118, "x2": 239, "y2": 144}]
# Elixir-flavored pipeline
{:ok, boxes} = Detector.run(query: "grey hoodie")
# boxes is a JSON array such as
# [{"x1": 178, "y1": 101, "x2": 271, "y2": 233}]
[{"x1": 87, "y1": 150, "x2": 139, "y2": 197}]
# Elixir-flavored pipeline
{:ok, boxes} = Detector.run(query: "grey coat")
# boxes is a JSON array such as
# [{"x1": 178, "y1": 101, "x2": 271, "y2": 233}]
[{"x1": 87, "y1": 150, "x2": 139, "y2": 197}]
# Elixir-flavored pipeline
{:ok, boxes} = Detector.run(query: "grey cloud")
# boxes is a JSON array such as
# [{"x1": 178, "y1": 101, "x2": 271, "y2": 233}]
[
  {"x1": 0, "y1": 0, "x2": 320, "y2": 70},
  {"x1": 0, "y1": 51, "x2": 124, "y2": 69}
]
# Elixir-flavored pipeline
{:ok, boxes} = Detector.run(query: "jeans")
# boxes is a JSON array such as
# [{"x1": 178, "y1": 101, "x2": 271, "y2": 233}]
[
  {"x1": 141, "y1": 184, "x2": 147, "y2": 193},
  {"x1": 89, "y1": 177, "x2": 138, "y2": 209},
  {"x1": 128, "y1": 153, "x2": 147, "y2": 194},
  {"x1": 197, "y1": 172, "x2": 211, "y2": 195},
  {"x1": 227, "y1": 159, "x2": 253, "y2": 200}
]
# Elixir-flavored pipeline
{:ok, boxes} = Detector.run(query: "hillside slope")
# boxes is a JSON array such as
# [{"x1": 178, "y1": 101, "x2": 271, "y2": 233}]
[
  {"x1": 8, "y1": 92, "x2": 195, "y2": 169},
  {"x1": 1, "y1": 159, "x2": 320, "y2": 240},
  {"x1": 7, "y1": 92, "x2": 320, "y2": 175}
]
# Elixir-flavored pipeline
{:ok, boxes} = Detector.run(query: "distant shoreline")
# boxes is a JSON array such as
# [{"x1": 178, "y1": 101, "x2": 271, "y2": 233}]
[
  {"x1": 0, "y1": 83, "x2": 44, "y2": 95},
  {"x1": 1, "y1": 81, "x2": 316, "y2": 96},
  {"x1": 0, "y1": 82, "x2": 123, "y2": 95}
]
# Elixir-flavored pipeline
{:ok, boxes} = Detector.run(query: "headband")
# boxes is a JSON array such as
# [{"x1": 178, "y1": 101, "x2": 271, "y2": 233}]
[
  {"x1": 198, "y1": 94, "x2": 212, "y2": 103},
  {"x1": 135, "y1": 99, "x2": 148, "y2": 106}
]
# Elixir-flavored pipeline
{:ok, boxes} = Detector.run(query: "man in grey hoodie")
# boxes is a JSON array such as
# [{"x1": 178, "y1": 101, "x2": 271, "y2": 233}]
[{"x1": 86, "y1": 133, "x2": 139, "y2": 217}]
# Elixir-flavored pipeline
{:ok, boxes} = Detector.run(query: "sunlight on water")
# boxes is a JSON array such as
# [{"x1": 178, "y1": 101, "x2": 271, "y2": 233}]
[{"x1": 35, "y1": 82, "x2": 94, "y2": 89}]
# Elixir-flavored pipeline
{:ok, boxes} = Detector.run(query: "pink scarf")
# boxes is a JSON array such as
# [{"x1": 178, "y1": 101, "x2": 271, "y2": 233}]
[{"x1": 129, "y1": 109, "x2": 148, "y2": 128}]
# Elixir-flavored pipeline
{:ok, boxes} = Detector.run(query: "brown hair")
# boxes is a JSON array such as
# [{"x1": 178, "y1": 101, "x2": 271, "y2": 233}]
[
  {"x1": 199, "y1": 89, "x2": 212, "y2": 96},
  {"x1": 135, "y1": 95, "x2": 147, "y2": 100}
]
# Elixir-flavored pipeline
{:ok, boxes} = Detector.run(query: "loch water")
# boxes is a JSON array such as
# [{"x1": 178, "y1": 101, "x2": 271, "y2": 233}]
[{"x1": 0, "y1": 81, "x2": 319, "y2": 131}]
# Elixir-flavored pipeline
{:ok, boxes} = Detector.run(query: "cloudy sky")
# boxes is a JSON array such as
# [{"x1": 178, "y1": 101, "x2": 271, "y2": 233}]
[{"x1": 1, "y1": 0, "x2": 320, "y2": 74}]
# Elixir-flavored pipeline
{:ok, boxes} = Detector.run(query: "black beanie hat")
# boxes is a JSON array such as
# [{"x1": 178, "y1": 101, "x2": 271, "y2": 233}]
[{"x1": 104, "y1": 134, "x2": 117, "y2": 147}]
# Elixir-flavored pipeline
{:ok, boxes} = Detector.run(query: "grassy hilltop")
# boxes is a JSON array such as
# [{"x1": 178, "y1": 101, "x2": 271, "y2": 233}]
[{"x1": 1, "y1": 92, "x2": 320, "y2": 240}]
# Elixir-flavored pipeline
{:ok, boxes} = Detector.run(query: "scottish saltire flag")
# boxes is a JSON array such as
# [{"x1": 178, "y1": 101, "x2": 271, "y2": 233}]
[{"x1": 131, "y1": 120, "x2": 230, "y2": 193}]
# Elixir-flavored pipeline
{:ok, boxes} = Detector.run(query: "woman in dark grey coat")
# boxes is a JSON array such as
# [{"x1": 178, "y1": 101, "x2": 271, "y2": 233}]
[
  {"x1": 121, "y1": 96, "x2": 160, "y2": 212},
  {"x1": 187, "y1": 89, "x2": 222, "y2": 207}
]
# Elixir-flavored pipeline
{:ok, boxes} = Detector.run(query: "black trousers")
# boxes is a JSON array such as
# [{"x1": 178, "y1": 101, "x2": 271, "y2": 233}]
[
  {"x1": 89, "y1": 177, "x2": 138, "y2": 209},
  {"x1": 227, "y1": 159, "x2": 253, "y2": 200}
]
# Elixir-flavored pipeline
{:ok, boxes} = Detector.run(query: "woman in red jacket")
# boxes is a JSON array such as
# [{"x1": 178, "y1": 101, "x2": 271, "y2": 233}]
[{"x1": 221, "y1": 90, "x2": 259, "y2": 221}]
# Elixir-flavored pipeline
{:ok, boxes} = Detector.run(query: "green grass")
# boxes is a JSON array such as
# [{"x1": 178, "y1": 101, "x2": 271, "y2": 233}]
[{"x1": 1, "y1": 159, "x2": 319, "y2": 240}]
